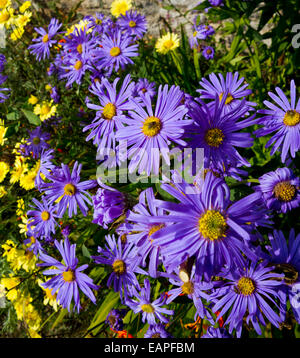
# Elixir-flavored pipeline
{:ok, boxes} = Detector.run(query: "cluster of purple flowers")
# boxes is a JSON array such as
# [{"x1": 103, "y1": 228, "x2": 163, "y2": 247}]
[
  {"x1": 0, "y1": 54, "x2": 10, "y2": 103},
  {"x1": 24, "y1": 8, "x2": 300, "y2": 338}
]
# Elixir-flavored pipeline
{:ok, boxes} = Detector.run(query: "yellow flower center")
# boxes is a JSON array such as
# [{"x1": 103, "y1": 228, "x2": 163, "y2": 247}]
[
  {"x1": 110, "y1": 46, "x2": 121, "y2": 57},
  {"x1": 205, "y1": 128, "x2": 225, "y2": 147},
  {"x1": 40, "y1": 104, "x2": 51, "y2": 115},
  {"x1": 129, "y1": 20, "x2": 136, "y2": 28},
  {"x1": 41, "y1": 211, "x2": 50, "y2": 221},
  {"x1": 74, "y1": 60, "x2": 83, "y2": 70},
  {"x1": 62, "y1": 269, "x2": 75, "y2": 282},
  {"x1": 181, "y1": 281, "x2": 194, "y2": 295},
  {"x1": 219, "y1": 92, "x2": 234, "y2": 105},
  {"x1": 141, "y1": 304, "x2": 155, "y2": 313},
  {"x1": 77, "y1": 43, "x2": 83, "y2": 54},
  {"x1": 64, "y1": 183, "x2": 76, "y2": 196},
  {"x1": 273, "y1": 181, "x2": 296, "y2": 202},
  {"x1": 193, "y1": 31, "x2": 197, "y2": 37},
  {"x1": 32, "y1": 137, "x2": 41, "y2": 145},
  {"x1": 198, "y1": 210, "x2": 227, "y2": 241},
  {"x1": 237, "y1": 277, "x2": 255, "y2": 296},
  {"x1": 102, "y1": 102, "x2": 116, "y2": 120},
  {"x1": 42, "y1": 34, "x2": 49, "y2": 43},
  {"x1": 163, "y1": 39, "x2": 175, "y2": 50},
  {"x1": 112, "y1": 259, "x2": 126, "y2": 275},
  {"x1": 142, "y1": 116, "x2": 162, "y2": 137},
  {"x1": 283, "y1": 110, "x2": 300, "y2": 127},
  {"x1": 30, "y1": 236, "x2": 36, "y2": 244},
  {"x1": 96, "y1": 19, "x2": 102, "y2": 25}
]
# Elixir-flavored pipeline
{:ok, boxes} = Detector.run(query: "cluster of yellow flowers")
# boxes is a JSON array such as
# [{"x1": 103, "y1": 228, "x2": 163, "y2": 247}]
[
  {"x1": 29, "y1": 95, "x2": 57, "y2": 122},
  {"x1": 0, "y1": 0, "x2": 32, "y2": 42},
  {"x1": 0, "y1": 239, "x2": 42, "y2": 337}
]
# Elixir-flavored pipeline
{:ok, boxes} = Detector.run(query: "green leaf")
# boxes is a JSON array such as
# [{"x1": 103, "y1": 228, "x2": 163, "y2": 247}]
[
  {"x1": 22, "y1": 109, "x2": 41, "y2": 126},
  {"x1": 82, "y1": 244, "x2": 91, "y2": 259},
  {"x1": 88, "y1": 291, "x2": 120, "y2": 335},
  {"x1": 51, "y1": 308, "x2": 68, "y2": 330},
  {"x1": 6, "y1": 112, "x2": 19, "y2": 121}
]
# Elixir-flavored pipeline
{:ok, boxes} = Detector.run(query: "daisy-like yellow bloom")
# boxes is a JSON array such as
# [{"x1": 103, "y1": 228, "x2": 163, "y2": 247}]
[
  {"x1": 10, "y1": 156, "x2": 28, "y2": 184},
  {"x1": 0, "y1": 6, "x2": 15, "y2": 29},
  {"x1": 38, "y1": 279, "x2": 60, "y2": 312},
  {"x1": 33, "y1": 100, "x2": 57, "y2": 122},
  {"x1": 15, "y1": 10, "x2": 31, "y2": 27},
  {"x1": 0, "y1": 161, "x2": 9, "y2": 183},
  {"x1": 110, "y1": 0, "x2": 132, "y2": 17},
  {"x1": 155, "y1": 32, "x2": 180, "y2": 54},
  {"x1": 0, "y1": 119, "x2": 7, "y2": 146},
  {"x1": 18, "y1": 249, "x2": 37, "y2": 273},
  {"x1": 19, "y1": 0, "x2": 31, "y2": 13},
  {"x1": 0, "y1": 0, "x2": 11, "y2": 10},
  {"x1": 0, "y1": 185, "x2": 7, "y2": 197},
  {"x1": 16, "y1": 198, "x2": 25, "y2": 216},
  {"x1": 28, "y1": 94, "x2": 38, "y2": 105},
  {"x1": 10, "y1": 25, "x2": 24, "y2": 41},
  {"x1": 19, "y1": 170, "x2": 36, "y2": 190},
  {"x1": 0, "y1": 275, "x2": 20, "y2": 301}
]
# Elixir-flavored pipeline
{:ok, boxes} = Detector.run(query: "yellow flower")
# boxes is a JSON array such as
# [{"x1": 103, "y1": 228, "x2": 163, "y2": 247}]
[
  {"x1": 28, "y1": 94, "x2": 38, "y2": 105},
  {"x1": 0, "y1": 118, "x2": 7, "y2": 146},
  {"x1": 18, "y1": 249, "x2": 37, "y2": 273},
  {"x1": 19, "y1": 1, "x2": 31, "y2": 13},
  {"x1": 28, "y1": 329, "x2": 42, "y2": 338},
  {"x1": 0, "y1": 185, "x2": 6, "y2": 197},
  {"x1": 19, "y1": 164, "x2": 39, "y2": 191},
  {"x1": 155, "y1": 32, "x2": 180, "y2": 54},
  {"x1": 16, "y1": 11, "x2": 32, "y2": 27},
  {"x1": 18, "y1": 214, "x2": 29, "y2": 235},
  {"x1": 0, "y1": 0, "x2": 11, "y2": 10},
  {"x1": 110, "y1": 0, "x2": 132, "y2": 17},
  {"x1": 33, "y1": 100, "x2": 57, "y2": 122},
  {"x1": 38, "y1": 279, "x2": 60, "y2": 311},
  {"x1": 0, "y1": 6, "x2": 15, "y2": 28},
  {"x1": 65, "y1": 19, "x2": 92, "y2": 36},
  {"x1": 10, "y1": 25, "x2": 24, "y2": 41},
  {"x1": 13, "y1": 293, "x2": 33, "y2": 320},
  {"x1": 0, "y1": 161, "x2": 9, "y2": 183},
  {"x1": 1, "y1": 275, "x2": 20, "y2": 302},
  {"x1": 10, "y1": 156, "x2": 28, "y2": 184},
  {"x1": 16, "y1": 198, "x2": 25, "y2": 216}
]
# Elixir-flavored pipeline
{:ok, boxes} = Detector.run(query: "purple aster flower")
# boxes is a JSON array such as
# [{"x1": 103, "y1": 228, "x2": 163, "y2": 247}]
[
  {"x1": 94, "y1": 29, "x2": 139, "y2": 73},
  {"x1": 197, "y1": 72, "x2": 256, "y2": 114},
  {"x1": 83, "y1": 74, "x2": 134, "y2": 151},
  {"x1": 26, "y1": 127, "x2": 50, "y2": 159},
  {"x1": 210, "y1": 260, "x2": 284, "y2": 338},
  {"x1": 117, "y1": 10, "x2": 147, "y2": 39},
  {"x1": 147, "y1": 171, "x2": 264, "y2": 281},
  {"x1": 202, "y1": 327, "x2": 232, "y2": 338},
  {"x1": 59, "y1": 54, "x2": 93, "y2": 88},
  {"x1": 208, "y1": 0, "x2": 224, "y2": 6},
  {"x1": 49, "y1": 85, "x2": 60, "y2": 103},
  {"x1": 0, "y1": 54, "x2": 7, "y2": 72},
  {"x1": 165, "y1": 265, "x2": 214, "y2": 323},
  {"x1": 92, "y1": 186, "x2": 126, "y2": 229},
  {"x1": 28, "y1": 18, "x2": 62, "y2": 61},
  {"x1": 27, "y1": 196, "x2": 58, "y2": 238},
  {"x1": 62, "y1": 27, "x2": 97, "y2": 58},
  {"x1": 38, "y1": 237, "x2": 99, "y2": 313},
  {"x1": 202, "y1": 46, "x2": 214, "y2": 60},
  {"x1": 144, "y1": 323, "x2": 173, "y2": 338},
  {"x1": 125, "y1": 187, "x2": 170, "y2": 278},
  {"x1": 24, "y1": 230, "x2": 44, "y2": 257},
  {"x1": 132, "y1": 78, "x2": 156, "y2": 101},
  {"x1": 106, "y1": 309, "x2": 127, "y2": 331},
  {"x1": 0, "y1": 74, "x2": 10, "y2": 103},
  {"x1": 262, "y1": 229, "x2": 300, "y2": 323},
  {"x1": 40, "y1": 161, "x2": 97, "y2": 218},
  {"x1": 61, "y1": 225, "x2": 71, "y2": 239},
  {"x1": 35, "y1": 148, "x2": 56, "y2": 189},
  {"x1": 254, "y1": 80, "x2": 300, "y2": 163},
  {"x1": 196, "y1": 24, "x2": 215, "y2": 40},
  {"x1": 126, "y1": 278, "x2": 174, "y2": 325},
  {"x1": 187, "y1": 94, "x2": 256, "y2": 172},
  {"x1": 256, "y1": 167, "x2": 300, "y2": 213},
  {"x1": 116, "y1": 84, "x2": 191, "y2": 176},
  {"x1": 92, "y1": 235, "x2": 146, "y2": 302},
  {"x1": 87, "y1": 12, "x2": 113, "y2": 35}
]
